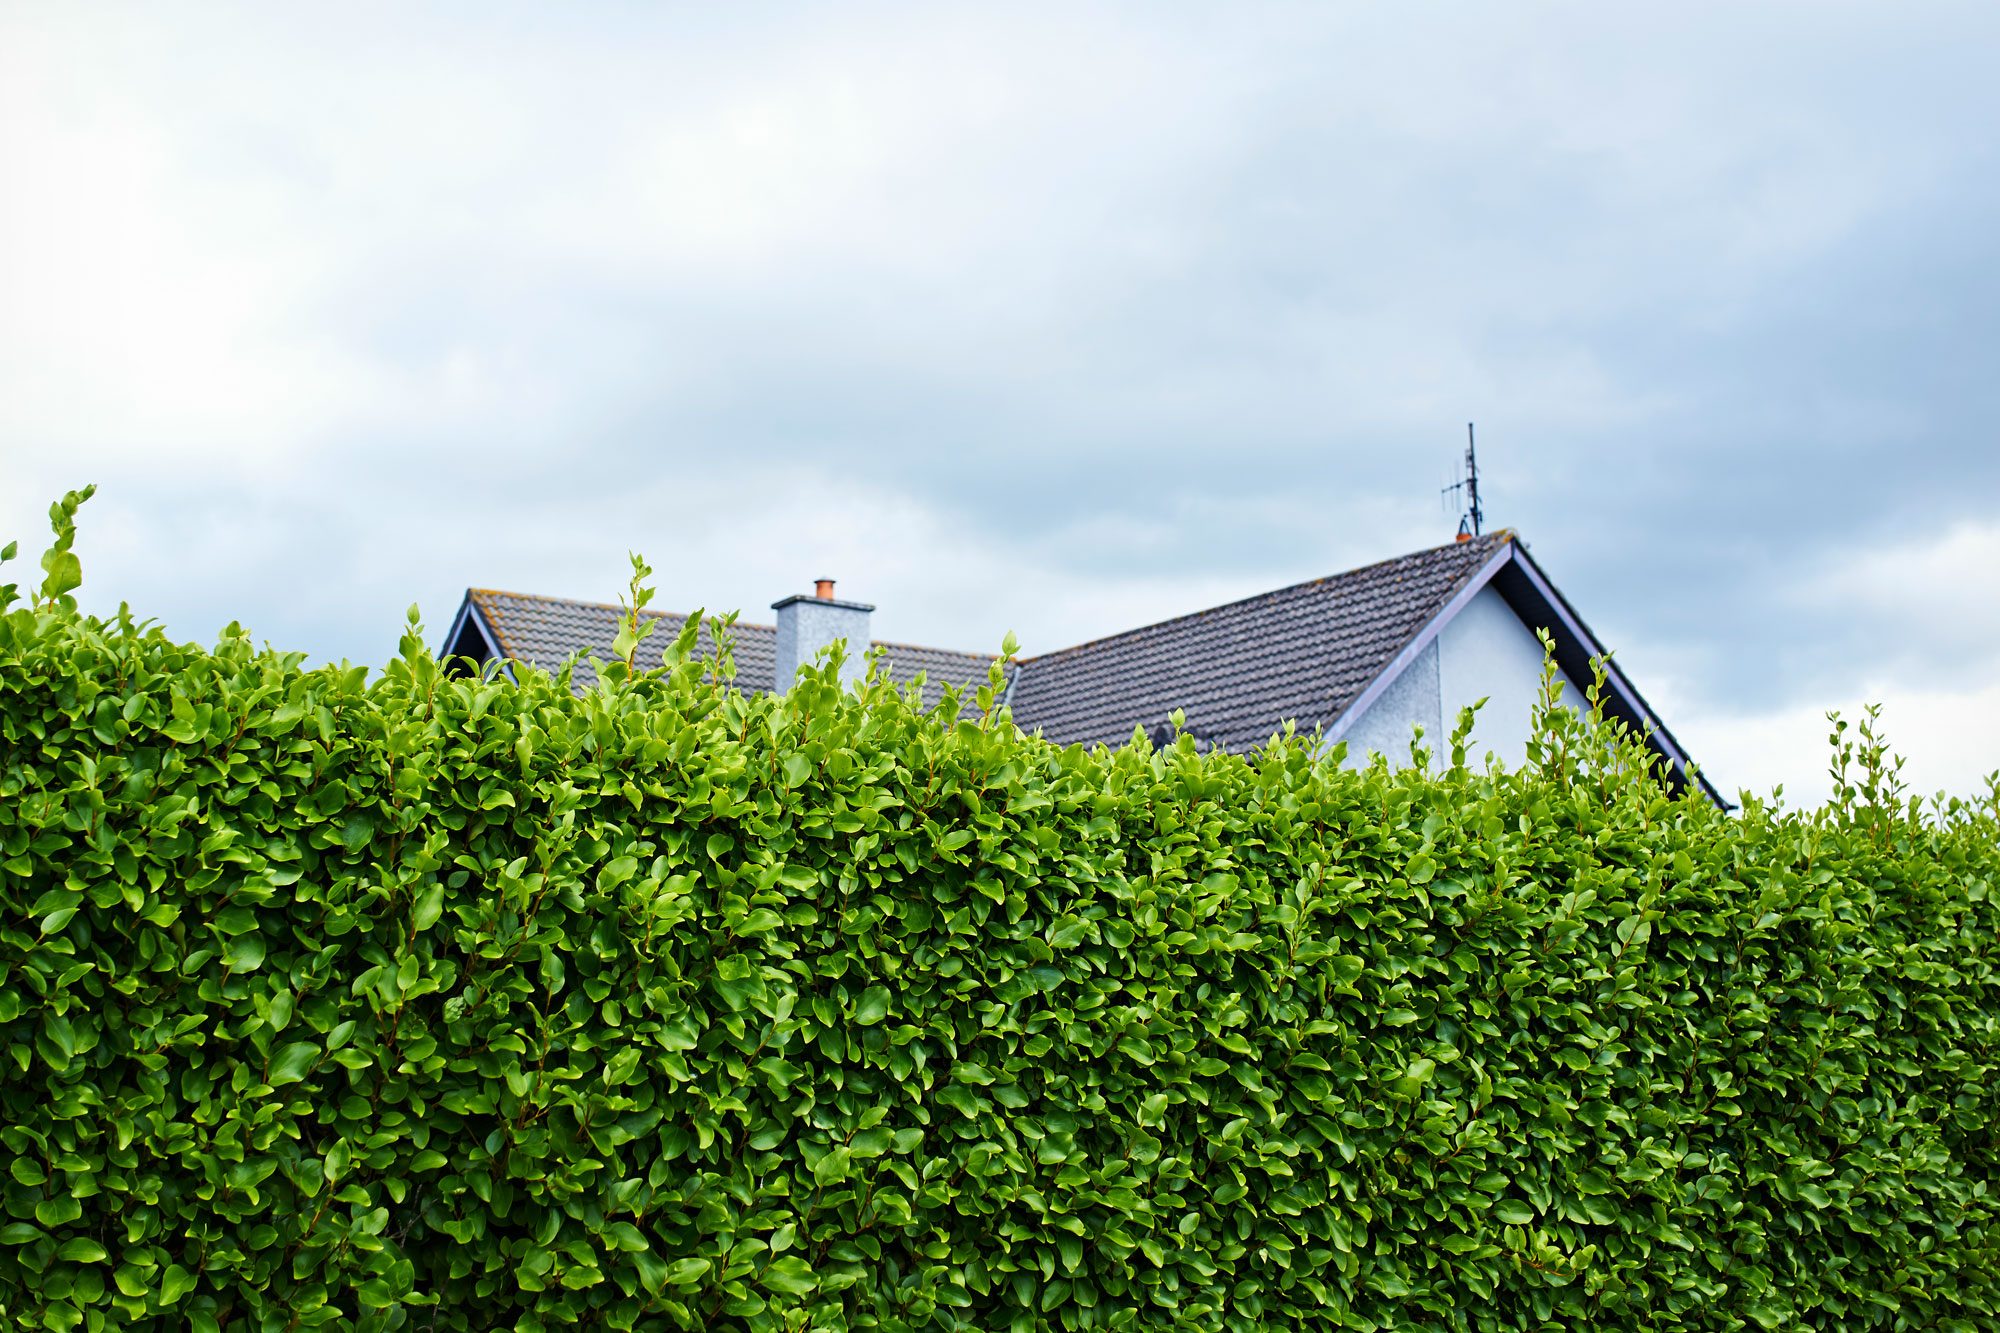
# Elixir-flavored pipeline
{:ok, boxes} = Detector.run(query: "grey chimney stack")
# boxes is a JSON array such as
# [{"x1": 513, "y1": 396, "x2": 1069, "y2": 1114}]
[{"x1": 771, "y1": 579, "x2": 873, "y2": 693}]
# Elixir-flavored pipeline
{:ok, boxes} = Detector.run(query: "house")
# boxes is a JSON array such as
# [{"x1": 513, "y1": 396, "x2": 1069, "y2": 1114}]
[{"x1": 440, "y1": 529, "x2": 1724, "y2": 804}]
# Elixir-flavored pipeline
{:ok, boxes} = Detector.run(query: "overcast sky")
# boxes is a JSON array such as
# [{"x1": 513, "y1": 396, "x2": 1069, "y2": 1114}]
[{"x1": 4, "y1": 3, "x2": 1996, "y2": 805}]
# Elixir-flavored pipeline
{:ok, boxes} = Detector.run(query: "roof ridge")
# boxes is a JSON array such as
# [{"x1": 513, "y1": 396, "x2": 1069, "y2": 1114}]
[
  {"x1": 1016, "y1": 530, "x2": 1514, "y2": 665},
  {"x1": 470, "y1": 590, "x2": 992, "y2": 660}
]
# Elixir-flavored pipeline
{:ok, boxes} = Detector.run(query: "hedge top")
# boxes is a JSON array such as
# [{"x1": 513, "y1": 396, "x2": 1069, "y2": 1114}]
[{"x1": 2, "y1": 491, "x2": 1997, "y2": 1332}]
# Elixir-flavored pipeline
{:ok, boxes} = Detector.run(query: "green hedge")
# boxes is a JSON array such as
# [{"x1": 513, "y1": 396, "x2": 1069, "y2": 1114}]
[{"x1": 3, "y1": 494, "x2": 1998, "y2": 1331}]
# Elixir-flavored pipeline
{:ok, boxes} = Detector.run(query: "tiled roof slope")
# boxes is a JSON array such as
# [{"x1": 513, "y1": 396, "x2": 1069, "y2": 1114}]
[
  {"x1": 464, "y1": 590, "x2": 994, "y2": 706},
  {"x1": 1005, "y1": 531, "x2": 1514, "y2": 753},
  {"x1": 460, "y1": 531, "x2": 1511, "y2": 752}
]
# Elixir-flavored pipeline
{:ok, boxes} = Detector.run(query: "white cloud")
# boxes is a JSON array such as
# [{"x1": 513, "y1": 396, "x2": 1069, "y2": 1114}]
[
  {"x1": 390, "y1": 466, "x2": 1311, "y2": 668},
  {"x1": 1808, "y1": 520, "x2": 2000, "y2": 677},
  {"x1": 0, "y1": 21, "x2": 385, "y2": 466},
  {"x1": 1626, "y1": 519, "x2": 2000, "y2": 805},
  {"x1": 1676, "y1": 680, "x2": 2000, "y2": 810}
]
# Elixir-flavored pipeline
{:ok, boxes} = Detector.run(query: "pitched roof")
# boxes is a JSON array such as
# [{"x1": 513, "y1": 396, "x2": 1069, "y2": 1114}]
[
  {"x1": 457, "y1": 588, "x2": 994, "y2": 706},
  {"x1": 445, "y1": 527, "x2": 1724, "y2": 804},
  {"x1": 1005, "y1": 531, "x2": 1515, "y2": 752}
]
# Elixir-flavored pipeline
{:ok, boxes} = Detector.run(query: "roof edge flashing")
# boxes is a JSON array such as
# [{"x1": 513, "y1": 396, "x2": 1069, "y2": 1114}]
[
  {"x1": 1491, "y1": 546, "x2": 1730, "y2": 809},
  {"x1": 1324, "y1": 540, "x2": 1518, "y2": 743}
]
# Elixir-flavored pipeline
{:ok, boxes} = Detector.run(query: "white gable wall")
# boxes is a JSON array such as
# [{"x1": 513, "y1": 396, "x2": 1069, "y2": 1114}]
[
  {"x1": 1337, "y1": 584, "x2": 1583, "y2": 771},
  {"x1": 1437, "y1": 583, "x2": 1583, "y2": 769},
  {"x1": 1338, "y1": 638, "x2": 1441, "y2": 765}
]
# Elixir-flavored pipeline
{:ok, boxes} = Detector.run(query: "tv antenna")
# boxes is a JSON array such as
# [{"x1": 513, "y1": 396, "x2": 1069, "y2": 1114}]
[{"x1": 1442, "y1": 422, "x2": 1484, "y2": 539}]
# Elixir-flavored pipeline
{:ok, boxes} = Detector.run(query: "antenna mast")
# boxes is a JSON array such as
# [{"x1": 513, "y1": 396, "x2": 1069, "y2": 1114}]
[{"x1": 1442, "y1": 422, "x2": 1484, "y2": 539}]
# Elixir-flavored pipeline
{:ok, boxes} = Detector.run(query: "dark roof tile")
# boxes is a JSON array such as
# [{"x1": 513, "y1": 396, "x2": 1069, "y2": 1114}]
[
  {"x1": 455, "y1": 532, "x2": 1511, "y2": 752},
  {"x1": 465, "y1": 590, "x2": 993, "y2": 706},
  {"x1": 1005, "y1": 531, "x2": 1513, "y2": 752}
]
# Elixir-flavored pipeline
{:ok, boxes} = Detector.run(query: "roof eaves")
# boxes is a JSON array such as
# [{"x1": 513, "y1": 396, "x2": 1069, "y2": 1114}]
[{"x1": 1496, "y1": 542, "x2": 1731, "y2": 809}]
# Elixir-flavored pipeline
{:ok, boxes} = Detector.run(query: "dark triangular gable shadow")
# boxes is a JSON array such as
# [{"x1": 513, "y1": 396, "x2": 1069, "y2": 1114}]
[
  {"x1": 1325, "y1": 539, "x2": 1730, "y2": 808},
  {"x1": 439, "y1": 594, "x2": 513, "y2": 682}
]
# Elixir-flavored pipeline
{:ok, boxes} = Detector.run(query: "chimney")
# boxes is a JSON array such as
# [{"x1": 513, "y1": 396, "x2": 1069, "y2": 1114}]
[{"x1": 772, "y1": 579, "x2": 873, "y2": 693}]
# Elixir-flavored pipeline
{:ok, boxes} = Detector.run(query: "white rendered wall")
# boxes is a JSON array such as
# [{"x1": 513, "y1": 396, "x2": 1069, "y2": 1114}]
[
  {"x1": 1338, "y1": 584, "x2": 1583, "y2": 772},
  {"x1": 1339, "y1": 639, "x2": 1441, "y2": 765},
  {"x1": 1436, "y1": 584, "x2": 1582, "y2": 770}
]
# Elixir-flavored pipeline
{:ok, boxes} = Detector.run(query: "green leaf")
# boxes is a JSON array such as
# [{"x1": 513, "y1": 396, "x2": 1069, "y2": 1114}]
[
  {"x1": 56, "y1": 1238, "x2": 107, "y2": 1264},
  {"x1": 763, "y1": 1254, "x2": 818, "y2": 1297},
  {"x1": 852, "y1": 986, "x2": 892, "y2": 1025},
  {"x1": 223, "y1": 934, "x2": 266, "y2": 971},
  {"x1": 603, "y1": 1222, "x2": 650, "y2": 1253},
  {"x1": 603, "y1": 1047, "x2": 641, "y2": 1086},
  {"x1": 42, "y1": 1012, "x2": 76, "y2": 1060},
  {"x1": 160, "y1": 1265, "x2": 196, "y2": 1304},
  {"x1": 631, "y1": 1250, "x2": 671, "y2": 1293},
  {"x1": 412, "y1": 885, "x2": 445, "y2": 932},
  {"x1": 1390, "y1": 1057, "x2": 1436, "y2": 1097},
  {"x1": 813, "y1": 1146, "x2": 852, "y2": 1186},
  {"x1": 758, "y1": 1057, "x2": 806, "y2": 1090},
  {"x1": 39, "y1": 549, "x2": 82, "y2": 601},
  {"x1": 1048, "y1": 917, "x2": 1090, "y2": 949},
  {"x1": 35, "y1": 1196, "x2": 81, "y2": 1228},
  {"x1": 660, "y1": 1257, "x2": 711, "y2": 1287},
  {"x1": 268, "y1": 1041, "x2": 318, "y2": 1086}
]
